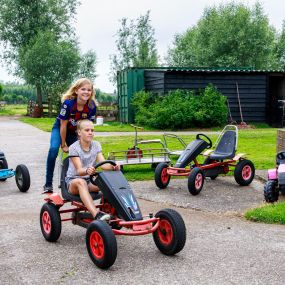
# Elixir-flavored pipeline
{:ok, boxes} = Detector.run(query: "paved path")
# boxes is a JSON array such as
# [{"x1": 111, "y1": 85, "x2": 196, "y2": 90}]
[{"x1": 0, "y1": 117, "x2": 284, "y2": 285}]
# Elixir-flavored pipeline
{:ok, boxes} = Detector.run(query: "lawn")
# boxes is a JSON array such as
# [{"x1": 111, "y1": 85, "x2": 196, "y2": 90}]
[
  {"x1": 0, "y1": 104, "x2": 27, "y2": 116},
  {"x1": 245, "y1": 202, "x2": 285, "y2": 224},
  {"x1": 19, "y1": 117, "x2": 278, "y2": 180}
]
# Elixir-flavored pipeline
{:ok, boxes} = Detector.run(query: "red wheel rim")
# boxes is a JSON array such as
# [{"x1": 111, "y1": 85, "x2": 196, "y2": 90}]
[
  {"x1": 90, "y1": 231, "x2": 105, "y2": 259},
  {"x1": 161, "y1": 168, "x2": 169, "y2": 184},
  {"x1": 157, "y1": 219, "x2": 173, "y2": 246},
  {"x1": 195, "y1": 173, "x2": 203, "y2": 189},
  {"x1": 242, "y1": 165, "x2": 252, "y2": 180},
  {"x1": 42, "y1": 211, "x2": 51, "y2": 234}
]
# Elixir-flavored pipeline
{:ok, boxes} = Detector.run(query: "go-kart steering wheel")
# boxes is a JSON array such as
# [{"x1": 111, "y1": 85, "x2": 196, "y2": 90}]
[
  {"x1": 196, "y1": 133, "x2": 212, "y2": 149},
  {"x1": 277, "y1": 151, "x2": 285, "y2": 160},
  {"x1": 90, "y1": 160, "x2": 117, "y2": 185}
]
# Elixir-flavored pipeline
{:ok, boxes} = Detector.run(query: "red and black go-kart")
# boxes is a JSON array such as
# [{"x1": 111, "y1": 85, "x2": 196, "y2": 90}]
[
  {"x1": 155, "y1": 125, "x2": 255, "y2": 195},
  {"x1": 40, "y1": 159, "x2": 186, "y2": 269}
]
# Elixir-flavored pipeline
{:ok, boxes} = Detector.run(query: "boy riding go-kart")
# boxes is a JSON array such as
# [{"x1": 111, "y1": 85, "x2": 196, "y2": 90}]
[{"x1": 155, "y1": 125, "x2": 255, "y2": 195}]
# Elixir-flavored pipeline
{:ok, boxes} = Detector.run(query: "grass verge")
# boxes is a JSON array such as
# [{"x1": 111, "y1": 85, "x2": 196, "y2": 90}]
[
  {"x1": 0, "y1": 104, "x2": 27, "y2": 116},
  {"x1": 245, "y1": 202, "x2": 285, "y2": 224}
]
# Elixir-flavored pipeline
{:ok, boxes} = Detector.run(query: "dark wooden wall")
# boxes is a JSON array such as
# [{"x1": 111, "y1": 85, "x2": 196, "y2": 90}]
[{"x1": 145, "y1": 70, "x2": 267, "y2": 123}]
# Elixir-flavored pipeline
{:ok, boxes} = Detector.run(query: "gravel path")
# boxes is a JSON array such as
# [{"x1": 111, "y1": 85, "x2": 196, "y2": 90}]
[{"x1": 0, "y1": 117, "x2": 284, "y2": 285}]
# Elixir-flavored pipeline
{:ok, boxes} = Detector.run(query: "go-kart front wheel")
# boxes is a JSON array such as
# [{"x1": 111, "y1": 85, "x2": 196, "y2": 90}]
[
  {"x1": 153, "y1": 209, "x2": 186, "y2": 255},
  {"x1": 0, "y1": 158, "x2": 8, "y2": 181},
  {"x1": 40, "y1": 203, "x2": 62, "y2": 242},
  {"x1": 188, "y1": 167, "x2": 205, "y2": 195},
  {"x1": 15, "y1": 164, "x2": 30, "y2": 192},
  {"x1": 264, "y1": 180, "x2": 279, "y2": 203},
  {"x1": 234, "y1": 159, "x2": 255, "y2": 186},
  {"x1": 155, "y1": 163, "x2": 170, "y2": 189},
  {"x1": 86, "y1": 220, "x2": 117, "y2": 269}
]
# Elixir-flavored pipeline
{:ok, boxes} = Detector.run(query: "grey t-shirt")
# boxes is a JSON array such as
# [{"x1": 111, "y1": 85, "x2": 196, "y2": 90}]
[{"x1": 66, "y1": 140, "x2": 102, "y2": 181}]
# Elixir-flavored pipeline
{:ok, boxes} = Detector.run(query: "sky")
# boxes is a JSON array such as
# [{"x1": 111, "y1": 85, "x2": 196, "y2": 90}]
[{"x1": 0, "y1": 0, "x2": 284, "y2": 92}]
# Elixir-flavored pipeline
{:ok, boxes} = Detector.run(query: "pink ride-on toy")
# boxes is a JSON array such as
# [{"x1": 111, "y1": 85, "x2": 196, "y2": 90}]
[{"x1": 264, "y1": 151, "x2": 285, "y2": 202}]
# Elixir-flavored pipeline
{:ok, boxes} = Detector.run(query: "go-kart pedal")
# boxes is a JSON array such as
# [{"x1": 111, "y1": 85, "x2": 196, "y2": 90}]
[{"x1": 95, "y1": 211, "x2": 111, "y2": 221}]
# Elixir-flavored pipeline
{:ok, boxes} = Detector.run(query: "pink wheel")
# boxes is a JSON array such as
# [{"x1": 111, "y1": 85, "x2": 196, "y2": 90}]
[
  {"x1": 155, "y1": 163, "x2": 171, "y2": 189},
  {"x1": 42, "y1": 211, "x2": 51, "y2": 234},
  {"x1": 40, "y1": 203, "x2": 61, "y2": 242},
  {"x1": 234, "y1": 159, "x2": 255, "y2": 186},
  {"x1": 89, "y1": 231, "x2": 105, "y2": 259},
  {"x1": 86, "y1": 221, "x2": 117, "y2": 269},
  {"x1": 157, "y1": 220, "x2": 174, "y2": 246},
  {"x1": 188, "y1": 168, "x2": 204, "y2": 195}
]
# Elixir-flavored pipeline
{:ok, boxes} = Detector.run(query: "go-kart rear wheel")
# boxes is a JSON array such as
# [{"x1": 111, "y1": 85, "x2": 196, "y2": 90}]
[
  {"x1": 15, "y1": 164, "x2": 30, "y2": 192},
  {"x1": 0, "y1": 158, "x2": 8, "y2": 181},
  {"x1": 155, "y1": 163, "x2": 170, "y2": 189},
  {"x1": 86, "y1": 220, "x2": 117, "y2": 269},
  {"x1": 264, "y1": 180, "x2": 279, "y2": 203},
  {"x1": 234, "y1": 159, "x2": 255, "y2": 186},
  {"x1": 40, "y1": 203, "x2": 61, "y2": 242},
  {"x1": 153, "y1": 209, "x2": 186, "y2": 255},
  {"x1": 188, "y1": 167, "x2": 204, "y2": 195}
]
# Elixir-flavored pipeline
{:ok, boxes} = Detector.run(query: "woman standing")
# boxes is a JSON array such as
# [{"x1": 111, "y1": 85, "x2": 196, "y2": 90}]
[{"x1": 43, "y1": 78, "x2": 96, "y2": 193}]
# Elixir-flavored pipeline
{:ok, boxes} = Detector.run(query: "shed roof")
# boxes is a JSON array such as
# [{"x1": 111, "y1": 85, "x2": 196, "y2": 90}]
[{"x1": 123, "y1": 66, "x2": 285, "y2": 74}]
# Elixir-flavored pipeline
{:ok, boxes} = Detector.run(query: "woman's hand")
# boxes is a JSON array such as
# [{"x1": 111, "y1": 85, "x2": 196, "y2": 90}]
[{"x1": 61, "y1": 145, "x2": 69, "y2": 153}]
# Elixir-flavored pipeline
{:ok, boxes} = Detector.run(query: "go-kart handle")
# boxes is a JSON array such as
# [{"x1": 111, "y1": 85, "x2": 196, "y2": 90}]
[
  {"x1": 277, "y1": 151, "x2": 285, "y2": 160},
  {"x1": 196, "y1": 133, "x2": 212, "y2": 149},
  {"x1": 93, "y1": 160, "x2": 117, "y2": 169},
  {"x1": 90, "y1": 160, "x2": 117, "y2": 185}
]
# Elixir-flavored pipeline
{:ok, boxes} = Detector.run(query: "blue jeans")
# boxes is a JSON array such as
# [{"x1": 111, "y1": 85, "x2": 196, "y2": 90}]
[{"x1": 45, "y1": 120, "x2": 77, "y2": 186}]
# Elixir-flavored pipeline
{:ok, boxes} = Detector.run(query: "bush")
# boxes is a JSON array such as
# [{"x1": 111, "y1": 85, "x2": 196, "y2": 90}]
[{"x1": 132, "y1": 84, "x2": 228, "y2": 129}]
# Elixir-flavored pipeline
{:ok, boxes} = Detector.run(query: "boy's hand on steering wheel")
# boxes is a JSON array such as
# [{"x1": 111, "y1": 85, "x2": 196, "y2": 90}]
[
  {"x1": 86, "y1": 166, "x2": 96, "y2": 175},
  {"x1": 113, "y1": 164, "x2": 120, "y2": 171}
]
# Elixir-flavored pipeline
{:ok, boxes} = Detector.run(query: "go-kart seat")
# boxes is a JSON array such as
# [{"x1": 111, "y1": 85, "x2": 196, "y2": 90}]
[
  {"x1": 209, "y1": 130, "x2": 236, "y2": 160},
  {"x1": 60, "y1": 157, "x2": 102, "y2": 202}
]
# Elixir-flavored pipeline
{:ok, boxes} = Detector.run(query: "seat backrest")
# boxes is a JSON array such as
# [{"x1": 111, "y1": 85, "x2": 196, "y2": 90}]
[
  {"x1": 215, "y1": 130, "x2": 236, "y2": 155},
  {"x1": 60, "y1": 157, "x2": 70, "y2": 199}
]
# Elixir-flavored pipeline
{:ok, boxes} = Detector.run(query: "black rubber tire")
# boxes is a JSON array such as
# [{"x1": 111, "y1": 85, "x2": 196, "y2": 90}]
[
  {"x1": 15, "y1": 164, "x2": 30, "y2": 192},
  {"x1": 154, "y1": 162, "x2": 170, "y2": 189},
  {"x1": 234, "y1": 159, "x2": 255, "y2": 186},
  {"x1": 210, "y1": 175, "x2": 218, "y2": 180},
  {"x1": 0, "y1": 158, "x2": 8, "y2": 181},
  {"x1": 264, "y1": 180, "x2": 279, "y2": 203},
  {"x1": 153, "y1": 208, "x2": 186, "y2": 255},
  {"x1": 86, "y1": 220, "x2": 117, "y2": 269},
  {"x1": 188, "y1": 167, "x2": 204, "y2": 195},
  {"x1": 40, "y1": 203, "x2": 62, "y2": 242}
]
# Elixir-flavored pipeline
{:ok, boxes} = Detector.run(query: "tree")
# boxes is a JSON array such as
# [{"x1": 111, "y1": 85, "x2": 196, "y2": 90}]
[
  {"x1": 0, "y1": 0, "x2": 79, "y2": 108},
  {"x1": 19, "y1": 31, "x2": 80, "y2": 114},
  {"x1": 277, "y1": 21, "x2": 285, "y2": 69},
  {"x1": 167, "y1": 2, "x2": 279, "y2": 69},
  {"x1": 77, "y1": 50, "x2": 97, "y2": 81},
  {"x1": 110, "y1": 10, "x2": 159, "y2": 84}
]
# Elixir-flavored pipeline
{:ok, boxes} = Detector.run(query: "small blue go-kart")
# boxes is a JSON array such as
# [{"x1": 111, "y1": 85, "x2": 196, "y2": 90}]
[{"x1": 0, "y1": 150, "x2": 30, "y2": 192}]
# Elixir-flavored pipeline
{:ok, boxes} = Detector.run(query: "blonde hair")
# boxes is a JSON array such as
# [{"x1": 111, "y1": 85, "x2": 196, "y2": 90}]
[
  {"x1": 77, "y1": 119, "x2": 94, "y2": 131},
  {"x1": 61, "y1": 78, "x2": 95, "y2": 107}
]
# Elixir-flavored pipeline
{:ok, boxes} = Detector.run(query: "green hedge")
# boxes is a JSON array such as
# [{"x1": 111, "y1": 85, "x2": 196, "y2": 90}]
[{"x1": 132, "y1": 84, "x2": 228, "y2": 129}]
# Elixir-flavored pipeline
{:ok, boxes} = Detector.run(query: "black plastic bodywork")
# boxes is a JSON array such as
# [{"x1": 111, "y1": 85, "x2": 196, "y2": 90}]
[
  {"x1": 95, "y1": 171, "x2": 143, "y2": 221},
  {"x1": 175, "y1": 139, "x2": 208, "y2": 168}
]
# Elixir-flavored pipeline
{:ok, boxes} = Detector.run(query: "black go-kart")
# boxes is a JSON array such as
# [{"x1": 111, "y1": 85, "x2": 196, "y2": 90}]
[
  {"x1": 40, "y1": 158, "x2": 186, "y2": 269},
  {"x1": 155, "y1": 125, "x2": 255, "y2": 195},
  {"x1": 0, "y1": 150, "x2": 30, "y2": 192}
]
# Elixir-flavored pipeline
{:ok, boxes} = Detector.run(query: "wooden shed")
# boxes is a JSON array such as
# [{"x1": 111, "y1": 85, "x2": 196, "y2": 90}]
[{"x1": 117, "y1": 67, "x2": 285, "y2": 126}]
